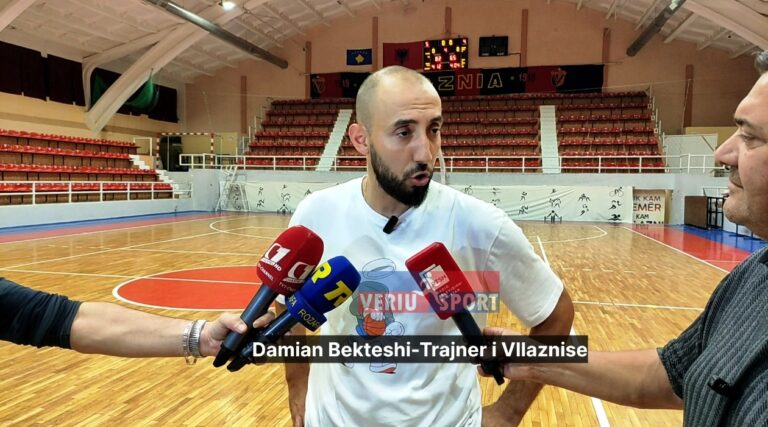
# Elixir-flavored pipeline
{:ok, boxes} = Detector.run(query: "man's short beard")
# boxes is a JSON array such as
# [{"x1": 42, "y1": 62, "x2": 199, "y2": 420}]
[{"x1": 369, "y1": 144, "x2": 432, "y2": 207}]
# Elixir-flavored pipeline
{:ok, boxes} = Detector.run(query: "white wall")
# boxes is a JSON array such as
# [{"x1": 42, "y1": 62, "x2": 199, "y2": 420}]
[
  {"x1": 0, "y1": 198, "x2": 193, "y2": 228},
  {"x1": 188, "y1": 170, "x2": 728, "y2": 225}
]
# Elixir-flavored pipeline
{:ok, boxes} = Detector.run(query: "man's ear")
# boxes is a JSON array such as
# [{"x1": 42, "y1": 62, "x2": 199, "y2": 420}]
[{"x1": 348, "y1": 123, "x2": 369, "y2": 156}]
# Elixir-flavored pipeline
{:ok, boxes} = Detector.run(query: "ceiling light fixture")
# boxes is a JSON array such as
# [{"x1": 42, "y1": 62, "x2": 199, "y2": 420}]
[{"x1": 219, "y1": 0, "x2": 236, "y2": 11}]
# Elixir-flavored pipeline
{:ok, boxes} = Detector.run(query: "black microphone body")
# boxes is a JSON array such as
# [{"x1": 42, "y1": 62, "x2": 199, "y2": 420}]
[
  {"x1": 213, "y1": 285, "x2": 277, "y2": 367},
  {"x1": 383, "y1": 215, "x2": 398, "y2": 234},
  {"x1": 452, "y1": 311, "x2": 505, "y2": 385},
  {"x1": 226, "y1": 310, "x2": 303, "y2": 371}
]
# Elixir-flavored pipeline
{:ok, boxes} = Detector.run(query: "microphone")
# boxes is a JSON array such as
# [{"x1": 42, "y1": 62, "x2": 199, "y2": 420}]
[
  {"x1": 383, "y1": 216, "x2": 398, "y2": 234},
  {"x1": 405, "y1": 242, "x2": 505, "y2": 385},
  {"x1": 212, "y1": 226, "x2": 324, "y2": 368},
  {"x1": 227, "y1": 255, "x2": 361, "y2": 371}
]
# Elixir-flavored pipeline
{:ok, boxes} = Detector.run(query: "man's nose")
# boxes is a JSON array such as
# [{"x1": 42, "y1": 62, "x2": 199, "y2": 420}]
[
  {"x1": 412, "y1": 132, "x2": 435, "y2": 164},
  {"x1": 714, "y1": 132, "x2": 738, "y2": 167}
]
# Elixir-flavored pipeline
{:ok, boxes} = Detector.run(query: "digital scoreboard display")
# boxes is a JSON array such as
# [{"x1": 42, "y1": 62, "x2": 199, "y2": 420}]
[{"x1": 423, "y1": 37, "x2": 468, "y2": 71}]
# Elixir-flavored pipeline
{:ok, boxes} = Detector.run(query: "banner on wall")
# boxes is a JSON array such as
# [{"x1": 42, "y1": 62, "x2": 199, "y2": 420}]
[
  {"x1": 633, "y1": 190, "x2": 666, "y2": 224},
  {"x1": 347, "y1": 49, "x2": 372, "y2": 66},
  {"x1": 382, "y1": 41, "x2": 423, "y2": 70},
  {"x1": 310, "y1": 64, "x2": 604, "y2": 99},
  {"x1": 310, "y1": 72, "x2": 368, "y2": 99},
  {"x1": 449, "y1": 184, "x2": 633, "y2": 223},
  {"x1": 224, "y1": 181, "x2": 633, "y2": 224}
]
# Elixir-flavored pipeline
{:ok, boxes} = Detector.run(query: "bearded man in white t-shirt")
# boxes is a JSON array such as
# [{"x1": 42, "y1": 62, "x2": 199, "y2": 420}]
[{"x1": 278, "y1": 65, "x2": 574, "y2": 427}]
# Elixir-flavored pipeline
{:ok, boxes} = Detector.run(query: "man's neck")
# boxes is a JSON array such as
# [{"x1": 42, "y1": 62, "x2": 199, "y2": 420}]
[{"x1": 362, "y1": 175, "x2": 410, "y2": 218}]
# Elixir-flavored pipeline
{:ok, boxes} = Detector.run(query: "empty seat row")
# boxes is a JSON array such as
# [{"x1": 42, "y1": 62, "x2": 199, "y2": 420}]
[
  {"x1": 444, "y1": 117, "x2": 539, "y2": 125},
  {"x1": 0, "y1": 164, "x2": 156, "y2": 175},
  {"x1": 0, "y1": 182, "x2": 172, "y2": 192},
  {"x1": 441, "y1": 129, "x2": 538, "y2": 136},
  {"x1": 254, "y1": 131, "x2": 329, "y2": 138},
  {"x1": 559, "y1": 126, "x2": 655, "y2": 134},
  {"x1": 0, "y1": 144, "x2": 131, "y2": 159},
  {"x1": 442, "y1": 91, "x2": 645, "y2": 103},
  {"x1": 442, "y1": 139, "x2": 539, "y2": 147},
  {"x1": 266, "y1": 109, "x2": 337, "y2": 116},
  {"x1": 0, "y1": 129, "x2": 136, "y2": 148},
  {"x1": 559, "y1": 113, "x2": 651, "y2": 121},
  {"x1": 560, "y1": 137, "x2": 658, "y2": 146},
  {"x1": 556, "y1": 102, "x2": 647, "y2": 111},
  {"x1": 261, "y1": 119, "x2": 335, "y2": 127}
]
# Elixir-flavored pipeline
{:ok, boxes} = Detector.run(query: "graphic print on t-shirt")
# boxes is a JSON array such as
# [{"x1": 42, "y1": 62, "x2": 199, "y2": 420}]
[{"x1": 344, "y1": 257, "x2": 411, "y2": 374}]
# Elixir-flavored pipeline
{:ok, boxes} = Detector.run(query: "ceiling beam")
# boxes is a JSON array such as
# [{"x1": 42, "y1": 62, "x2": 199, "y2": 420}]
[
  {"x1": 664, "y1": 12, "x2": 697, "y2": 43},
  {"x1": 605, "y1": 0, "x2": 618, "y2": 19},
  {"x1": 697, "y1": 27, "x2": 730, "y2": 51},
  {"x1": 370, "y1": 0, "x2": 382, "y2": 10},
  {"x1": 635, "y1": 0, "x2": 664, "y2": 30},
  {"x1": 263, "y1": 3, "x2": 306, "y2": 36},
  {"x1": 683, "y1": 0, "x2": 768, "y2": 49},
  {"x1": 336, "y1": 0, "x2": 356, "y2": 17},
  {"x1": 730, "y1": 43, "x2": 757, "y2": 59},
  {"x1": 297, "y1": 0, "x2": 330, "y2": 26},
  {"x1": 627, "y1": 0, "x2": 688, "y2": 57},
  {"x1": 576, "y1": 0, "x2": 585, "y2": 11},
  {"x1": 145, "y1": 0, "x2": 287, "y2": 67},
  {"x1": 0, "y1": 0, "x2": 36, "y2": 33},
  {"x1": 228, "y1": 18, "x2": 283, "y2": 48}
]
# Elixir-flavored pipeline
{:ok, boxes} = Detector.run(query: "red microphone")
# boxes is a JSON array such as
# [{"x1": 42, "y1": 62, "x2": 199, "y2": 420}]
[
  {"x1": 213, "y1": 225, "x2": 323, "y2": 367},
  {"x1": 406, "y1": 242, "x2": 505, "y2": 385}
]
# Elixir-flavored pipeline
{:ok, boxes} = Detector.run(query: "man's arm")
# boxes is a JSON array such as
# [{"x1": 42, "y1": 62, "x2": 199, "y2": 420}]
[
  {"x1": 277, "y1": 302, "x2": 309, "y2": 427},
  {"x1": 483, "y1": 289, "x2": 575, "y2": 426},
  {"x1": 484, "y1": 324, "x2": 682, "y2": 409},
  {"x1": 70, "y1": 302, "x2": 272, "y2": 358}
]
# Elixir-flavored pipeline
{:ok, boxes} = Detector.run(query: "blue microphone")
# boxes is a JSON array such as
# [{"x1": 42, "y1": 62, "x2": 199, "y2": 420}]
[{"x1": 227, "y1": 256, "x2": 360, "y2": 371}]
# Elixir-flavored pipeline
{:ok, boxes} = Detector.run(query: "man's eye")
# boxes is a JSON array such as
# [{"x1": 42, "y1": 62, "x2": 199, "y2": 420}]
[
  {"x1": 431, "y1": 127, "x2": 441, "y2": 134},
  {"x1": 397, "y1": 129, "x2": 411, "y2": 137}
]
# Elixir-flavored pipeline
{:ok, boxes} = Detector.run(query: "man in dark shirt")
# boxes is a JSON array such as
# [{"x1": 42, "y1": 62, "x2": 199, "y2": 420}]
[
  {"x1": 483, "y1": 50, "x2": 768, "y2": 426},
  {"x1": 0, "y1": 277, "x2": 273, "y2": 360}
]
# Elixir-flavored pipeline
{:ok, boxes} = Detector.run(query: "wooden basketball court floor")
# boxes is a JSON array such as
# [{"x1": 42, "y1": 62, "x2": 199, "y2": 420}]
[{"x1": 0, "y1": 212, "x2": 753, "y2": 426}]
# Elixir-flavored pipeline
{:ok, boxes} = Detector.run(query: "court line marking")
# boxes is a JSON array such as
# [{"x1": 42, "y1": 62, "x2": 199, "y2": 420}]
[
  {"x1": 0, "y1": 225, "x2": 254, "y2": 270},
  {"x1": 573, "y1": 300, "x2": 703, "y2": 312},
  {"x1": 621, "y1": 226, "x2": 729, "y2": 273},
  {"x1": 531, "y1": 225, "x2": 608, "y2": 244},
  {"x1": 0, "y1": 215, "x2": 230, "y2": 245},
  {"x1": 121, "y1": 248, "x2": 262, "y2": 256},
  {"x1": 536, "y1": 235, "x2": 611, "y2": 427},
  {"x1": 0, "y1": 267, "x2": 260, "y2": 285},
  {"x1": 208, "y1": 218, "x2": 286, "y2": 238}
]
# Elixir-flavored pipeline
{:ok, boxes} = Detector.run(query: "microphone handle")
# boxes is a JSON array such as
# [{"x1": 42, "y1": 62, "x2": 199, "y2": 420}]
[
  {"x1": 227, "y1": 313, "x2": 299, "y2": 372},
  {"x1": 213, "y1": 285, "x2": 277, "y2": 367},
  {"x1": 452, "y1": 311, "x2": 505, "y2": 385}
]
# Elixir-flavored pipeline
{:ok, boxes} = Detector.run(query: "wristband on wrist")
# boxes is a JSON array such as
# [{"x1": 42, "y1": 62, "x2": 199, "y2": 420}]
[{"x1": 182, "y1": 319, "x2": 206, "y2": 364}]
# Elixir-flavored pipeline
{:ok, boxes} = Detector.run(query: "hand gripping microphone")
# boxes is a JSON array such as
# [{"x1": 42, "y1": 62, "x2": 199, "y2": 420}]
[
  {"x1": 227, "y1": 255, "x2": 361, "y2": 371},
  {"x1": 213, "y1": 226, "x2": 324, "y2": 368},
  {"x1": 406, "y1": 242, "x2": 505, "y2": 385}
]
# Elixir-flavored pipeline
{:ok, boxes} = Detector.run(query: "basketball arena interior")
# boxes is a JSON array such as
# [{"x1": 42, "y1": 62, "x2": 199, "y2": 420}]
[{"x1": 0, "y1": 0, "x2": 766, "y2": 425}]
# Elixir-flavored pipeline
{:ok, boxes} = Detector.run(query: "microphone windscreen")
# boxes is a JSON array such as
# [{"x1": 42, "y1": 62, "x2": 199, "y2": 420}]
[
  {"x1": 257, "y1": 225, "x2": 324, "y2": 295},
  {"x1": 293, "y1": 256, "x2": 361, "y2": 318},
  {"x1": 405, "y1": 242, "x2": 476, "y2": 320}
]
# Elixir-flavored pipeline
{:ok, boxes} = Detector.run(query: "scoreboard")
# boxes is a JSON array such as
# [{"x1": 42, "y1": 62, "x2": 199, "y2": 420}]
[{"x1": 423, "y1": 37, "x2": 468, "y2": 71}]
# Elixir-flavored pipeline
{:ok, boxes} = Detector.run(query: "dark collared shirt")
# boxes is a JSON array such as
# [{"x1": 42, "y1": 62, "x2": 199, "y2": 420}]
[{"x1": 659, "y1": 247, "x2": 768, "y2": 426}]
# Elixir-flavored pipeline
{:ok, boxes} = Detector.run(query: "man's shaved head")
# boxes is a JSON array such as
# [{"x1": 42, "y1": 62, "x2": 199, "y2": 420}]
[{"x1": 355, "y1": 66, "x2": 438, "y2": 132}]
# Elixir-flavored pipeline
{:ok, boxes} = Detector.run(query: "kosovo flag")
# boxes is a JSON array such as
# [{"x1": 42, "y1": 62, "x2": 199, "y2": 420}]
[{"x1": 346, "y1": 49, "x2": 372, "y2": 66}]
